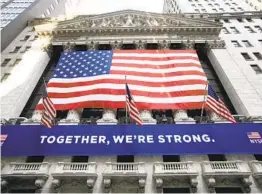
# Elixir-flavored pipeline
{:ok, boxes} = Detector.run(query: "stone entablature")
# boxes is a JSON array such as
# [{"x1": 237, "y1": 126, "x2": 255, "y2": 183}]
[{"x1": 29, "y1": 10, "x2": 222, "y2": 42}]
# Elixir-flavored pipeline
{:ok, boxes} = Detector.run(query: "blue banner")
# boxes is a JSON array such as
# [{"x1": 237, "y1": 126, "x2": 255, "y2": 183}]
[{"x1": 1, "y1": 123, "x2": 262, "y2": 156}]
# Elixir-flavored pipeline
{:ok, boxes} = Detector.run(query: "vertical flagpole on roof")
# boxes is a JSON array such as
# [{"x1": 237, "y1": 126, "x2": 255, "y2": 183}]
[
  {"x1": 125, "y1": 76, "x2": 128, "y2": 124},
  {"x1": 200, "y1": 82, "x2": 208, "y2": 123}
]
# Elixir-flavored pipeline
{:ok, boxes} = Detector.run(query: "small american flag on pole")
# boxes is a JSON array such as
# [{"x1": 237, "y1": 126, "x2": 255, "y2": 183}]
[
  {"x1": 41, "y1": 82, "x2": 56, "y2": 128},
  {"x1": 205, "y1": 84, "x2": 236, "y2": 123},
  {"x1": 126, "y1": 83, "x2": 143, "y2": 125}
]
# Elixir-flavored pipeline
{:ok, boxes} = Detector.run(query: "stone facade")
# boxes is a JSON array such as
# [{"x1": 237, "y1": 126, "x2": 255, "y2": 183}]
[{"x1": 1, "y1": 10, "x2": 262, "y2": 193}]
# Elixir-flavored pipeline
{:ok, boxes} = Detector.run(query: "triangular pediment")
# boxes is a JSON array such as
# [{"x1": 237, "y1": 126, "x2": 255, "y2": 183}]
[
  {"x1": 32, "y1": 9, "x2": 222, "y2": 34},
  {"x1": 56, "y1": 9, "x2": 220, "y2": 29}
]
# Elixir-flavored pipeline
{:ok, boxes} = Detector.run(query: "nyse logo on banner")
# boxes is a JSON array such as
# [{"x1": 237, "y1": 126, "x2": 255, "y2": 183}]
[
  {"x1": 247, "y1": 132, "x2": 262, "y2": 144},
  {"x1": 1, "y1": 134, "x2": 8, "y2": 146}
]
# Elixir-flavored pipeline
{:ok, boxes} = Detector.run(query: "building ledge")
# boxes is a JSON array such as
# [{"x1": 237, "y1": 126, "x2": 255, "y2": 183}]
[
  {"x1": 51, "y1": 162, "x2": 97, "y2": 192},
  {"x1": 202, "y1": 161, "x2": 252, "y2": 193},
  {"x1": 1, "y1": 162, "x2": 50, "y2": 190},
  {"x1": 153, "y1": 162, "x2": 198, "y2": 192},
  {"x1": 102, "y1": 162, "x2": 147, "y2": 193}
]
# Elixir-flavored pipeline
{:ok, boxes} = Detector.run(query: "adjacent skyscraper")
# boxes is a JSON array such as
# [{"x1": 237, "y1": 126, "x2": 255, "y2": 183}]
[{"x1": 163, "y1": 0, "x2": 257, "y2": 13}]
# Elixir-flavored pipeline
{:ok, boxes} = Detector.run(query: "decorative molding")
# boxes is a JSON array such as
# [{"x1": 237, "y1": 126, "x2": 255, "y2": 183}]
[
  {"x1": 62, "y1": 42, "x2": 76, "y2": 52},
  {"x1": 158, "y1": 40, "x2": 171, "y2": 49},
  {"x1": 35, "y1": 179, "x2": 46, "y2": 188},
  {"x1": 51, "y1": 179, "x2": 61, "y2": 192},
  {"x1": 134, "y1": 40, "x2": 147, "y2": 49},
  {"x1": 182, "y1": 40, "x2": 195, "y2": 49},
  {"x1": 103, "y1": 178, "x2": 111, "y2": 193},
  {"x1": 110, "y1": 40, "x2": 123, "y2": 49},
  {"x1": 87, "y1": 41, "x2": 99, "y2": 50},
  {"x1": 205, "y1": 40, "x2": 226, "y2": 49}
]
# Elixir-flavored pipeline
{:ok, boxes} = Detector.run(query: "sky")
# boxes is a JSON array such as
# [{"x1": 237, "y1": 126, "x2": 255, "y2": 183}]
[{"x1": 77, "y1": 0, "x2": 164, "y2": 14}]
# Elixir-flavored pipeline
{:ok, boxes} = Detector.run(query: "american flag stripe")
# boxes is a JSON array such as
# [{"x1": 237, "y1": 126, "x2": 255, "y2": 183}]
[
  {"x1": 248, "y1": 132, "x2": 261, "y2": 138},
  {"x1": 36, "y1": 50, "x2": 207, "y2": 110},
  {"x1": 126, "y1": 96, "x2": 143, "y2": 125},
  {"x1": 43, "y1": 98, "x2": 56, "y2": 117},
  {"x1": 205, "y1": 84, "x2": 236, "y2": 123}
]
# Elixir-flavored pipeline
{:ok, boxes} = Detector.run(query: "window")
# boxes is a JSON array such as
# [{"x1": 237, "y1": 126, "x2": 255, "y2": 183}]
[
  {"x1": 242, "y1": 40, "x2": 253, "y2": 47},
  {"x1": 208, "y1": 154, "x2": 226, "y2": 161},
  {"x1": 222, "y1": 27, "x2": 230, "y2": 34},
  {"x1": 10, "y1": 46, "x2": 21, "y2": 53},
  {"x1": 238, "y1": 7, "x2": 243, "y2": 11},
  {"x1": 201, "y1": 9, "x2": 207, "y2": 12},
  {"x1": 250, "y1": 65, "x2": 262, "y2": 74},
  {"x1": 26, "y1": 156, "x2": 44, "y2": 163},
  {"x1": 117, "y1": 155, "x2": 134, "y2": 163},
  {"x1": 253, "y1": 52, "x2": 262, "y2": 60},
  {"x1": 254, "y1": 155, "x2": 262, "y2": 161},
  {"x1": 1, "y1": 58, "x2": 11, "y2": 67},
  {"x1": 246, "y1": 18, "x2": 253, "y2": 22},
  {"x1": 230, "y1": 27, "x2": 240, "y2": 34},
  {"x1": 259, "y1": 40, "x2": 262, "y2": 44},
  {"x1": 21, "y1": 35, "x2": 30, "y2": 41},
  {"x1": 230, "y1": 8, "x2": 236, "y2": 11},
  {"x1": 30, "y1": 35, "x2": 38, "y2": 41},
  {"x1": 231, "y1": 40, "x2": 241, "y2": 47},
  {"x1": 224, "y1": 19, "x2": 230, "y2": 23},
  {"x1": 21, "y1": 46, "x2": 31, "y2": 53},
  {"x1": 1, "y1": 73, "x2": 10, "y2": 82},
  {"x1": 245, "y1": 26, "x2": 255, "y2": 33},
  {"x1": 163, "y1": 155, "x2": 180, "y2": 162},
  {"x1": 254, "y1": 26, "x2": 262, "y2": 33},
  {"x1": 241, "y1": 53, "x2": 253, "y2": 61},
  {"x1": 212, "y1": 8, "x2": 217, "y2": 12},
  {"x1": 10, "y1": 59, "x2": 21, "y2": 66},
  {"x1": 71, "y1": 156, "x2": 89, "y2": 162},
  {"x1": 237, "y1": 18, "x2": 243, "y2": 22}
]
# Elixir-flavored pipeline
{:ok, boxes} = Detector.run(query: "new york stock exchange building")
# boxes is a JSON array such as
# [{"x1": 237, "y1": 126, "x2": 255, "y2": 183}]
[{"x1": 1, "y1": 10, "x2": 262, "y2": 193}]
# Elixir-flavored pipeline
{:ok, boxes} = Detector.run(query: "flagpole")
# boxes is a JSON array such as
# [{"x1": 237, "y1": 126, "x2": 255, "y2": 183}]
[
  {"x1": 200, "y1": 82, "x2": 208, "y2": 123},
  {"x1": 125, "y1": 76, "x2": 128, "y2": 124}
]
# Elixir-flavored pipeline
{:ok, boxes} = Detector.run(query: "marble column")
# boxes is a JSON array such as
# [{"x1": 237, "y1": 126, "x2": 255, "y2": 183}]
[
  {"x1": 172, "y1": 40, "x2": 196, "y2": 124},
  {"x1": 59, "y1": 42, "x2": 82, "y2": 125},
  {"x1": 134, "y1": 40, "x2": 156, "y2": 124},
  {"x1": 110, "y1": 40, "x2": 123, "y2": 50}
]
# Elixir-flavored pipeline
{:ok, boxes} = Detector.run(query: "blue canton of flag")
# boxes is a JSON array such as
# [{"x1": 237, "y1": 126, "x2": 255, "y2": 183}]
[{"x1": 53, "y1": 51, "x2": 113, "y2": 78}]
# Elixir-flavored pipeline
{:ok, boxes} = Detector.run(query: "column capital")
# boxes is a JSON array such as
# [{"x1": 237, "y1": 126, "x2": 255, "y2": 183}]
[
  {"x1": 58, "y1": 109, "x2": 83, "y2": 125},
  {"x1": 205, "y1": 40, "x2": 226, "y2": 50},
  {"x1": 62, "y1": 42, "x2": 76, "y2": 52},
  {"x1": 208, "y1": 111, "x2": 230, "y2": 123},
  {"x1": 182, "y1": 40, "x2": 195, "y2": 49},
  {"x1": 86, "y1": 41, "x2": 99, "y2": 50},
  {"x1": 110, "y1": 40, "x2": 123, "y2": 50},
  {"x1": 173, "y1": 110, "x2": 195, "y2": 124},
  {"x1": 134, "y1": 40, "x2": 147, "y2": 49},
  {"x1": 158, "y1": 40, "x2": 171, "y2": 49},
  {"x1": 97, "y1": 109, "x2": 118, "y2": 125},
  {"x1": 40, "y1": 43, "x2": 52, "y2": 57},
  {"x1": 139, "y1": 110, "x2": 157, "y2": 124}
]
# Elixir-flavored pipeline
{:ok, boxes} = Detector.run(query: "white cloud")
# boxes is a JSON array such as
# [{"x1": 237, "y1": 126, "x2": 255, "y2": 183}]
[{"x1": 76, "y1": 0, "x2": 164, "y2": 14}]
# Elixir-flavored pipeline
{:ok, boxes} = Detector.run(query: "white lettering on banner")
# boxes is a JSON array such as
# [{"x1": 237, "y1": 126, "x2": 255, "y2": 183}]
[
  {"x1": 40, "y1": 135, "x2": 110, "y2": 145},
  {"x1": 40, "y1": 134, "x2": 215, "y2": 145},
  {"x1": 158, "y1": 134, "x2": 214, "y2": 143}
]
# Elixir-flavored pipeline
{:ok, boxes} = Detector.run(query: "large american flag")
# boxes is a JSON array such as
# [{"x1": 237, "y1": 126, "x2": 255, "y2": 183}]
[
  {"x1": 36, "y1": 50, "x2": 208, "y2": 110},
  {"x1": 40, "y1": 86, "x2": 56, "y2": 128},
  {"x1": 205, "y1": 84, "x2": 236, "y2": 123},
  {"x1": 126, "y1": 83, "x2": 143, "y2": 125}
]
